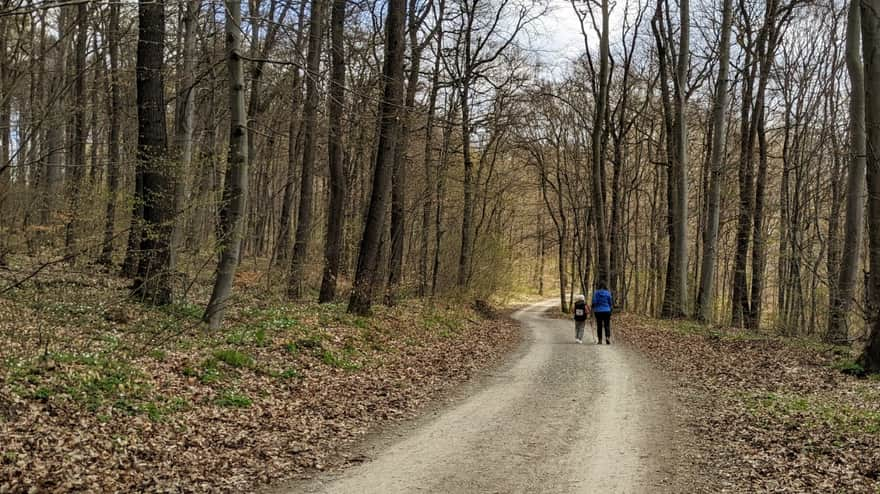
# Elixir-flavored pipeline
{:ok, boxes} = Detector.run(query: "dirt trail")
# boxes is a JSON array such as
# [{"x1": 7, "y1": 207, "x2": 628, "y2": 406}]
[{"x1": 281, "y1": 300, "x2": 686, "y2": 493}]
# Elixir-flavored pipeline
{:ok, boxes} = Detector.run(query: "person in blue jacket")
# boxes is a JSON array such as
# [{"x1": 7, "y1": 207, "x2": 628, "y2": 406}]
[{"x1": 591, "y1": 282, "x2": 613, "y2": 344}]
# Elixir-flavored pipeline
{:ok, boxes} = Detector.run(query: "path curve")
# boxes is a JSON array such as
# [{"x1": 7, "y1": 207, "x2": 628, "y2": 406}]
[{"x1": 282, "y1": 300, "x2": 683, "y2": 493}]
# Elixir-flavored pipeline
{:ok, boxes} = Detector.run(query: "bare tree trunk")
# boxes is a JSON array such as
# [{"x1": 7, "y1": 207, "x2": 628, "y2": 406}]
[
  {"x1": 204, "y1": 0, "x2": 249, "y2": 328},
  {"x1": 732, "y1": 11, "x2": 758, "y2": 327},
  {"x1": 319, "y1": 0, "x2": 347, "y2": 303},
  {"x1": 42, "y1": 8, "x2": 66, "y2": 232},
  {"x1": 170, "y1": 0, "x2": 200, "y2": 271},
  {"x1": 458, "y1": 82, "x2": 475, "y2": 288},
  {"x1": 287, "y1": 0, "x2": 324, "y2": 299},
  {"x1": 696, "y1": 0, "x2": 732, "y2": 322},
  {"x1": 418, "y1": 2, "x2": 444, "y2": 297},
  {"x1": 275, "y1": 0, "x2": 307, "y2": 265},
  {"x1": 669, "y1": 0, "x2": 690, "y2": 317},
  {"x1": 132, "y1": 0, "x2": 175, "y2": 305},
  {"x1": 860, "y1": 0, "x2": 880, "y2": 371},
  {"x1": 829, "y1": 0, "x2": 866, "y2": 344},
  {"x1": 98, "y1": 0, "x2": 122, "y2": 266},
  {"x1": 64, "y1": 3, "x2": 88, "y2": 260},
  {"x1": 747, "y1": 1, "x2": 780, "y2": 329},
  {"x1": 538, "y1": 213, "x2": 545, "y2": 296},
  {"x1": 348, "y1": 0, "x2": 406, "y2": 315},
  {"x1": 591, "y1": 0, "x2": 611, "y2": 288},
  {"x1": 653, "y1": 0, "x2": 688, "y2": 318},
  {"x1": 0, "y1": 15, "x2": 10, "y2": 265},
  {"x1": 386, "y1": 0, "x2": 433, "y2": 304}
]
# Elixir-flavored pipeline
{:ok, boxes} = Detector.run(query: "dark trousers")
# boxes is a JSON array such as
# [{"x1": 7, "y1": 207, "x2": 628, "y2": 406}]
[{"x1": 594, "y1": 311, "x2": 611, "y2": 342}]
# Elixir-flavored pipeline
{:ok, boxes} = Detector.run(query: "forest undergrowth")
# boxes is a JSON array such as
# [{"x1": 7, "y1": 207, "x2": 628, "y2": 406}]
[
  {"x1": 0, "y1": 255, "x2": 521, "y2": 492},
  {"x1": 616, "y1": 313, "x2": 880, "y2": 493}
]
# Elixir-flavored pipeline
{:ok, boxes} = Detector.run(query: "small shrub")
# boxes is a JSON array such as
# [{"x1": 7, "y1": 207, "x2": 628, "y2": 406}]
[{"x1": 833, "y1": 359, "x2": 866, "y2": 377}]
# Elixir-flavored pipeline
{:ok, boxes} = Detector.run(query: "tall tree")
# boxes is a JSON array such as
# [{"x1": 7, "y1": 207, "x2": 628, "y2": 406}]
[
  {"x1": 828, "y1": 0, "x2": 866, "y2": 344},
  {"x1": 169, "y1": 0, "x2": 201, "y2": 270},
  {"x1": 419, "y1": 0, "x2": 446, "y2": 297},
  {"x1": 132, "y1": 0, "x2": 175, "y2": 304},
  {"x1": 861, "y1": 0, "x2": 880, "y2": 372},
  {"x1": 386, "y1": 0, "x2": 433, "y2": 304},
  {"x1": 98, "y1": 0, "x2": 123, "y2": 266},
  {"x1": 696, "y1": 0, "x2": 734, "y2": 321},
  {"x1": 287, "y1": 0, "x2": 324, "y2": 299},
  {"x1": 64, "y1": 2, "x2": 88, "y2": 260},
  {"x1": 204, "y1": 0, "x2": 249, "y2": 328},
  {"x1": 275, "y1": 0, "x2": 308, "y2": 265},
  {"x1": 574, "y1": 0, "x2": 611, "y2": 288},
  {"x1": 452, "y1": 0, "x2": 533, "y2": 288},
  {"x1": 348, "y1": 0, "x2": 407, "y2": 315},
  {"x1": 653, "y1": 0, "x2": 689, "y2": 318},
  {"x1": 319, "y1": 0, "x2": 348, "y2": 303}
]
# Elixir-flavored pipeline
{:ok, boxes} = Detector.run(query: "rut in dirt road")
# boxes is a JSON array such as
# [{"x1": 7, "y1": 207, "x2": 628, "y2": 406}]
[{"x1": 285, "y1": 300, "x2": 685, "y2": 493}]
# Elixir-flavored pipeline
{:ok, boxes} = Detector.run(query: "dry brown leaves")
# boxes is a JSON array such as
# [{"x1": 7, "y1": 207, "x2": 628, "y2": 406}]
[
  {"x1": 616, "y1": 313, "x2": 880, "y2": 493},
  {"x1": 0, "y1": 263, "x2": 521, "y2": 493}
]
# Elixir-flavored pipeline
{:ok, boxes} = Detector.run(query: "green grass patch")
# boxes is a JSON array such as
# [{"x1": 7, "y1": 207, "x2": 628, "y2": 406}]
[
  {"x1": 278, "y1": 368, "x2": 301, "y2": 379},
  {"x1": 139, "y1": 397, "x2": 190, "y2": 421},
  {"x1": 215, "y1": 390, "x2": 252, "y2": 408},
  {"x1": 744, "y1": 391, "x2": 880, "y2": 434},
  {"x1": 283, "y1": 342, "x2": 300, "y2": 356},
  {"x1": 422, "y1": 308, "x2": 465, "y2": 335},
  {"x1": 212, "y1": 349, "x2": 253, "y2": 369},
  {"x1": 320, "y1": 348, "x2": 361, "y2": 370},
  {"x1": 159, "y1": 302, "x2": 204, "y2": 320}
]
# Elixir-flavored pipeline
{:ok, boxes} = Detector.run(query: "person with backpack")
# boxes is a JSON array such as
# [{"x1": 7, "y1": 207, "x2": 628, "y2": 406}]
[
  {"x1": 592, "y1": 283, "x2": 613, "y2": 344},
  {"x1": 573, "y1": 294, "x2": 589, "y2": 344}
]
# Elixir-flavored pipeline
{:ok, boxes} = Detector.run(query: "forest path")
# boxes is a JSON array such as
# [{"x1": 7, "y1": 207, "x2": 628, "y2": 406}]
[{"x1": 280, "y1": 300, "x2": 684, "y2": 494}]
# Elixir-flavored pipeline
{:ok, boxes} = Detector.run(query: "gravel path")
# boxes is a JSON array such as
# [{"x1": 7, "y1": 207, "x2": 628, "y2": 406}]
[{"x1": 281, "y1": 300, "x2": 687, "y2": 493}]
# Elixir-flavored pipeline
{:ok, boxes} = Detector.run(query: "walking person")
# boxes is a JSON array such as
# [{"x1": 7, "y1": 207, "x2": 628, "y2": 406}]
[
  {"x1": 592, "y1": 283, "x2": 613, "y2": 344},
  {"x1": 573, "y1": 294, "x2": 589, "y2": 343}
]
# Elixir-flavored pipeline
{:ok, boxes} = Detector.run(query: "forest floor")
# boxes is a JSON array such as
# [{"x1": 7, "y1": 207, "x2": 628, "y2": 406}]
[
  {"x1": 2, "y1": 251, "x2": 878, "y2": 493},
  {"x1": 0, "y1": 256, "x2": 521, "y2": 492},
  {"x1": 616, "y1": 313, "x2": 880, "y2": 493}
]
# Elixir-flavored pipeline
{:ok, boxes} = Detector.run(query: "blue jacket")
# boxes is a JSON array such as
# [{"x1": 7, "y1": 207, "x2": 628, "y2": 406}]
[{"x1": 591, "y1": 289, "x2": 613, "y2": 313}]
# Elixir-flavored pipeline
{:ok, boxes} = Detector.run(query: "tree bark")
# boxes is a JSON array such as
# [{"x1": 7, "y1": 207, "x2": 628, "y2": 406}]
[
  {"x1": 64, "y1": 3, "x2": 88, "y2": 260},
  {"x1": 591, "y1": 0, "x2": 611, "y2": 288},
  {"x1": 860, "y1": 0, "x2": 880, "y2": 372},
  {"x1": 275, "y1": 0, "x2": 307, "y2": 265},
  {"x1": 669, "y1": 0, "x2": 690, "y2": 317},
  {"x1": 132, "y1": 0, "x2": 175, "y2": 305},
  {"x1": 418, "y1": 0, "x2": 445, "y2": 297},
  {"x1": 348, "y1": 0, "x2": 407, "y2": 315},
  {"x1": 696, "y1": 0, "x2": 733, "y2": 321},
  {"x1": 829, "y1": 0, "x2": 866, "y2": 344},
  {"x1": 204, "y1": 0, "x2": 249, "y2": 328},
  {"x1": 319, "y1": 0, "x2": 347, "y2": 303},
  {"x1": 287, "y1": 0, "x2": 324, "y2": 299},
  {"x1": 170, "y1": 0, "x2": 200, "y2": 270},
  {"x1": 98, "y1": 0, "x2": 123, "y2": 266}
]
